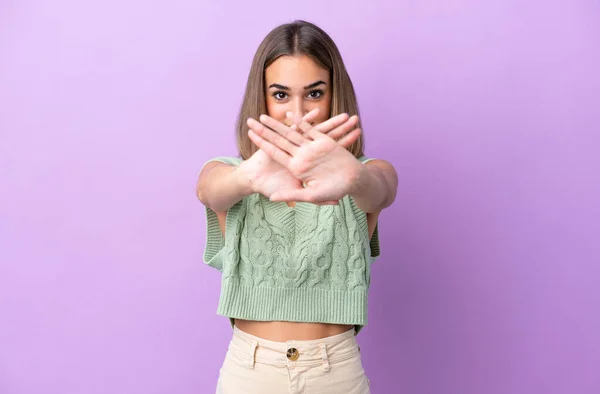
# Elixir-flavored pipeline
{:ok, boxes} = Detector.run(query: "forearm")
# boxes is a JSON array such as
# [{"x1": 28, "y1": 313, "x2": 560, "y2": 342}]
[
  {"x1": 349, "y1": 163, "x2": 397, "y2": 213},
  {"x1": 196, "y1": 163, "x2": 253, "y2": 212}
]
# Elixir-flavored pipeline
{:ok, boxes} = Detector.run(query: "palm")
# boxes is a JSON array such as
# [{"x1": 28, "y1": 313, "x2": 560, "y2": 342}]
[
  {"x1": 246, "y1": 113, "x2": 364, "y2": 203},
  {"x1": 285, "y1": 139, "x2": 362, "y2": 202},
  {"x1": 243, "y1": 110, "x2": 364, "y2": 203},
  {"x1": 240, "y1": 149, "x2": 302, "y2": 198}
]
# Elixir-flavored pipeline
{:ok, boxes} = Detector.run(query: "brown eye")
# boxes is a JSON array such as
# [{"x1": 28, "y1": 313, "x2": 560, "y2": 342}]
[
  {"x1": 273, "y1": 91, "x2": 287, "y2": 100},
  {"x1": 308, "y1": 90, "x2": 324, "y2": 99}
]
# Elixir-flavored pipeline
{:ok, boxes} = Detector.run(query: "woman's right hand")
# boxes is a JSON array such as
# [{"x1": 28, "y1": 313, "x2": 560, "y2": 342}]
[
  {"x1": 239, "y1": 110, "x2": 360, "y2": 203},
  {"x1": 238, "y1": 148, "x2": 303, "y2": 198}
]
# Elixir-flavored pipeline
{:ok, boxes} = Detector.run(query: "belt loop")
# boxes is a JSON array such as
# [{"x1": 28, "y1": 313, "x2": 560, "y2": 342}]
[
  {"x1": 248, "y1": 340, "x2": 258, "y2": 369},
  {"x1": 320, "y1": 343, "x2": 330, "y2": 372}
]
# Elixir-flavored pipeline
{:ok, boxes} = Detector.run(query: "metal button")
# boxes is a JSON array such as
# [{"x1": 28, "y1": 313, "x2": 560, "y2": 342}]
[{"x1": 286, "y1": 347, "x2": 299, "y2": 361}]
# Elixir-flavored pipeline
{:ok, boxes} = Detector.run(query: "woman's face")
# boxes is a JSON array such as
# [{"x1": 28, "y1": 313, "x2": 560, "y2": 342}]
[{"x1": 264, "y1": 55, "x2": 331, "y2": 126}]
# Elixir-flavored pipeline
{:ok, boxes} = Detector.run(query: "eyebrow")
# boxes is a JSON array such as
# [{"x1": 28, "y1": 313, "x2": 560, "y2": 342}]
[{"x1": 268, "y1": 80, "x2": 327, "y2": 90}]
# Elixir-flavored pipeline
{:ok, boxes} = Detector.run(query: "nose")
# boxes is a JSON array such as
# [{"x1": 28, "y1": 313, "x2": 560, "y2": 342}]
[{"x1": 291, "y1": 98, "x2": 308, "y2": 121}]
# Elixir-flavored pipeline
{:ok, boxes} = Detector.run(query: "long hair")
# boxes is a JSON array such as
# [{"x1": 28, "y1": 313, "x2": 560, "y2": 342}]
[{"x1": 236, "y1": 20, "x2": 365, "y2": 159}]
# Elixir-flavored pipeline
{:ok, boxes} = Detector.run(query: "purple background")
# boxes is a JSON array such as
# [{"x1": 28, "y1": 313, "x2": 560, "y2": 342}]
[{"x1": 1, "y1": 1, "x2": 599, "y2": 393}]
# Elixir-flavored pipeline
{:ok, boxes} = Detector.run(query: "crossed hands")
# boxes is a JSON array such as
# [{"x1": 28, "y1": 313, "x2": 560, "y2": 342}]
[{"x1": 237, "y1": 108, "x2": 365, "y2": 205}]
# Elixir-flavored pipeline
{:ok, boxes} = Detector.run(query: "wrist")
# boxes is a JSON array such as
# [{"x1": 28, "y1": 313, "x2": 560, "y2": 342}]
[{"x1": 232, "y1": 162, "x2": 255, "y2": 197}]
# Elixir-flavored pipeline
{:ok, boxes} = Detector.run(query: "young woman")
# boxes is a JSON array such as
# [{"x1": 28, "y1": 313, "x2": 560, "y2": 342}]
[{"x1": 197, "y1": 20, "x2": 398, "y2": 394}]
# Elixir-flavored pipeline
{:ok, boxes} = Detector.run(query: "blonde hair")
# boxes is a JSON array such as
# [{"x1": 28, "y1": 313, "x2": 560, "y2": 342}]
[{"x1": 236, "y1": 20, "x2": 365, "y2": 160}]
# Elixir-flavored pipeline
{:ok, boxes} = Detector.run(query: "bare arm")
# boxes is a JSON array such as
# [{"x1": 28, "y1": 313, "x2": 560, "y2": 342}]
[
  {"x1": 198, "y1": 112, "x2": 363, "y2": 212},
  {"x1": 196, "y1": 161, "x2": 253, "y2": 212},
  {"x1": 349, "y1": 160, "x2": 398, "y2": 214}
]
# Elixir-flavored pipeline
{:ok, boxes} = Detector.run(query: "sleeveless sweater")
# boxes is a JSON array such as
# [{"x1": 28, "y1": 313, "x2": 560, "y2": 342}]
[{"x1": 202, "y1": 156, "x2": 380, "y2": 333}]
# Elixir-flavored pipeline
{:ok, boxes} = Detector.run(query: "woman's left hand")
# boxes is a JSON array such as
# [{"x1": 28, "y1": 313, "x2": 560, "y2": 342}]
[{"x1": 247, "y1": 113, "x2": 365, "y2": 203}]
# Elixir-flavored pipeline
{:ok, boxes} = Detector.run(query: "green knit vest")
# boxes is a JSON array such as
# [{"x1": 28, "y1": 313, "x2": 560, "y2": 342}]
[{"x1": 202, "y1": 156, "x2": 380, "y2": 333}]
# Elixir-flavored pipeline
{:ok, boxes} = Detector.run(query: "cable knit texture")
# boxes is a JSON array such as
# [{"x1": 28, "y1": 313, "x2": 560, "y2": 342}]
[{"x1": 202, "y1": 156, "x2": 380, "y2": 332}]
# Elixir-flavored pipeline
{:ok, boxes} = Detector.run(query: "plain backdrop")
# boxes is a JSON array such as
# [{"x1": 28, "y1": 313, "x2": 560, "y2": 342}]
[{"x1": 1, "y1": 1, "x2": 599, "y2": 393}]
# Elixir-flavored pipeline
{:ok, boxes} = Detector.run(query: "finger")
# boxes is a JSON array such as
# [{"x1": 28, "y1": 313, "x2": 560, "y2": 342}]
[
  {"x1": 295, "y1": 119, "x2": 317, "y2": 141},
  {"x1": 285, "y1": 108, "x2": 320, "y2": 126},
  {"x1": 301, "y1": 108, "x2": 320, "y2": 124},
  {"x1": 287, "y1": 111, "x2": 314, "y2": 141},
  {"x1": 248, "y1": 117, "x2": 299, "y2": 154},
  {"x1": 247, "y1": 130, "x2": 292, "y2": 167},
  {"x1": 313, "y1": 113, "x2": 350, "y2": 134},
  {"x1": 299, "y1": 120, "x2": 328, "y2": 140},
  {"x1": 297, "y1": 117, "x2": 360, "y2": 144},
  {"x1": 258, "y1": 115, "x2": 308, "y2": 147},
  {"x1": 327, "y1": 115, "x2": 359, "y2": 140},
  {"x1": 285, "y1": 111, "x2": 303, "y2": 126},
  {"x1": 337, "y1": 128, "x2": 362, "y2": 148}
]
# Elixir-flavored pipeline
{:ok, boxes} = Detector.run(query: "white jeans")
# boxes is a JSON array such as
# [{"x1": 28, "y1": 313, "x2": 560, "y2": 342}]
[{"x1": 216, "y1": 326, "x2": 370, "y2": 393}]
